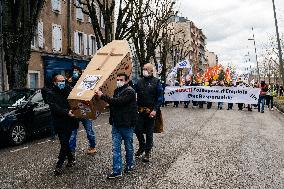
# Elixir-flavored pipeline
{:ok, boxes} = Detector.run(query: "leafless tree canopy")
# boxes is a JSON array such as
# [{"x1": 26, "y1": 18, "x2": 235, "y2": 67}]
[
  {"x1": 260, "y1": 34, "x2": 284, "y2": 83},
  {"x1": 78, "y1": 0, "x2": 176, "y2": 74}
]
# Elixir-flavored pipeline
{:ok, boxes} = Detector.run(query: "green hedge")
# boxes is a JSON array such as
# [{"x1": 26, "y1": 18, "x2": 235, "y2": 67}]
[{"x1": 275, "y1": 97, "x2": 284, "y2": 113}]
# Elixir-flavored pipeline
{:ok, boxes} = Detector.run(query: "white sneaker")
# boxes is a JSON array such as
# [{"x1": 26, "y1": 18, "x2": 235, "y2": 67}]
[{"x1": 271, "y1": 108, "x2": 274, "y2": 111}]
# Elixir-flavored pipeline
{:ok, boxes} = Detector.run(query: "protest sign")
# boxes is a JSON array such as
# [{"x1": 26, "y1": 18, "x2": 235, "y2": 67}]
[{"x1": 165, "y1": 86, "x2": 261, "y2": 104}]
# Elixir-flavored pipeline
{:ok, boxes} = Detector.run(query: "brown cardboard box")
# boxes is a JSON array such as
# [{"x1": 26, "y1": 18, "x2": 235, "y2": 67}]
[{"x1": 68, "y1": 40, "x2": 132, "y2": 119}]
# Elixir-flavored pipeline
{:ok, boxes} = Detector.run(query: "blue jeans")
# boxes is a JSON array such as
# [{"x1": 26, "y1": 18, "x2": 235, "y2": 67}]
[
  {"x1": 258, "y1": 96, "x2": 265, "y2": 112},
  {"x1": 69, "y1": 119, "x2": 96, "y2": 151},
  {"x1": 112, "y1": 125, "x2": 134, "y2": 174}
]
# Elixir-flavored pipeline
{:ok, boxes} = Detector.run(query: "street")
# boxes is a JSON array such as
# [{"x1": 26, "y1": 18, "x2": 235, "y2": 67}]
[{"x1": 1, "y1": 105, "x2": 284, "y2": 189}]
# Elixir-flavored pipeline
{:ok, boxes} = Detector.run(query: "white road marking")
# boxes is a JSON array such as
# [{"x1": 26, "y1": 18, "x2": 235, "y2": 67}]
[
  {"x1": 10, "y1": 146, "x2": 28, "y2": 153},
  {"x1": 37, "y1": 140, "x2": 51, "y2": 145}
]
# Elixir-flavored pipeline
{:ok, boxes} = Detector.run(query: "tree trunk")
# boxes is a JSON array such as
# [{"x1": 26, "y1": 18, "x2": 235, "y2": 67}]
[{"x1": 3, "y1": 0, "x2": 44, "y2": 89}]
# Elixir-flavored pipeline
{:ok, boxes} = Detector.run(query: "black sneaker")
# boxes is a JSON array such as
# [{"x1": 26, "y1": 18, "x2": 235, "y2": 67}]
[
  {"x1": 135, "y1": 148, "x2": 144, "y2": 157},
  {"x1": 54, "y1": 167, "x2": 63, "y2": 176},
  {"x1": 107, "y1": 172, "x2": 122, "y2": 179},
  {"x1": 66, "y1": 160, "x2": 76, "y2": 168},
  {"x1": 143, "y1": 152, "x2": 151, "y2": 163}
]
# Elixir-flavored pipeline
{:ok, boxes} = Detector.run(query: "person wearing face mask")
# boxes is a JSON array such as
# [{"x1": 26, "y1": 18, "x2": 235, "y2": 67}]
[
  {"x1": 68, "y1": 66, "x2": 97, "y2": 155},
  {"x1": 135, "y1": 63, "x2": 163, "y2": 162},
  {"x1": 46, "y1": 75, "x2": 79, "y2": 176},
  {"x1": 94, "y1": 73, "x2": 137, "y2": 179}
]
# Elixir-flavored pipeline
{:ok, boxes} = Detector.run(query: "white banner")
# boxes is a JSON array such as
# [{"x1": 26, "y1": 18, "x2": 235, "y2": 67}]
[{"x1": 165, "y1": 86, "x2": 261, "y2": 104}]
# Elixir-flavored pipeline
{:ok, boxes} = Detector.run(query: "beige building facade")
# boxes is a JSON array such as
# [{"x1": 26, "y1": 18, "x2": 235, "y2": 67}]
[
  {"x1": 28, "y1": 0, "x2": 103, "y2": 88},
  {"x1": 205, "y1": 50, "x2": 218, "y2": 67}
]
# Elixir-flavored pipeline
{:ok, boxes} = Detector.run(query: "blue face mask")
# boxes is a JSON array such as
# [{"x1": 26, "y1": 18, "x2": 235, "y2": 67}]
[
  {"x1": 57, "y1": 81, "x2": 65, "y2": 90},
  {"x1": 73, "y1": 71, "x2": 79, "y2": 79}
]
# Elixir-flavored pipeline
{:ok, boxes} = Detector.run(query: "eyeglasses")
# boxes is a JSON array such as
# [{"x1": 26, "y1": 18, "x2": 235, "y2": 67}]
[
  {"x1": 117, "y1": 79, "x2": 124, "y2": 81},
  {"x1": 57, "y1": 80, "x2": 65, "y2": 82}
]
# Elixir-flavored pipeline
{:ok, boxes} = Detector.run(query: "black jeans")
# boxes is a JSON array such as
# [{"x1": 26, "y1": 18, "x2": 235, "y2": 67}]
[
  {"x1": 238, "y1": 103, "x2": 243, "y2": 110},
  {"x1": 135, "y1": 113, "x2": 155, "y2": 152},
  {"x1": 56, "y1": 129, "x2": 74, "y2": 167},
  {"x1": 266, "y1": 96, "x2": 274, "y2": 109},
  {"x1": 207, "y1": 102, "x2": 212, "y2": 109},
  {"x1": 184, "y1": 101, "x2": 190, "y2": 108},
  {"x1": 227, "y1": 103, "x2": 233, "y2": 110}
]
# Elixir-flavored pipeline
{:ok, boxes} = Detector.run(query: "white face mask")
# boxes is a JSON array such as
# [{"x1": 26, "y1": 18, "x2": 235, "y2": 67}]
[
  {"x1": 116, "y1": 81, "x2": 125, "y2": 88},
  {"x1": 143, "y1": 70, "x2": 150, "y2": 77}
]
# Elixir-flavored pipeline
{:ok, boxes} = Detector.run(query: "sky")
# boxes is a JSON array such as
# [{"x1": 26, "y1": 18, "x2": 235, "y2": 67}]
[{"x1": 178, "y1": 0, "x2": 284, "y2": 73}]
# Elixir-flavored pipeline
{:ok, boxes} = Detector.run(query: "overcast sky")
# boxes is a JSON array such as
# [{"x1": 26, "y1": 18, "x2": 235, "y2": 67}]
[{"x1": 178, "y1": 0, "x2": 284, "y2": 73}]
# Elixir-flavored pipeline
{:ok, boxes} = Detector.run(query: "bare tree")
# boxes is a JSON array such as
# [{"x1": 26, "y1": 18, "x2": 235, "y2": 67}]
[
  {"x1": 76, "y1": 0, "x2": 136, "y2": 48},
  {"x1": 131, "y1": 0, "x2": 176, "y2": 73},
  {"x1": 3, "y1": 0, "x2": 44, "y2": 89},
  {"x1": 158, "y1": 23, "x2": 191, "y2": 82},
  {"x1": 77, "y1": 0, "x2": 176, "y2": 75},
  {"x1": 260, "y1": 34, "x2": 284, "y2": 83}
]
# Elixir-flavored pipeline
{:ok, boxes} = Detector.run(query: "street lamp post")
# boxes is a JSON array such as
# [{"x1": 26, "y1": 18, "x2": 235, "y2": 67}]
[
  {"x1": 271, "y1": 0, "x2": 284, "y2": 84},
  {"x1": 248, "y1": 27, "x2": 260, "y2": 83}
]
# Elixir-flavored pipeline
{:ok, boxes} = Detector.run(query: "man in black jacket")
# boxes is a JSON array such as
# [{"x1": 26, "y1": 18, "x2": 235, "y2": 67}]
[
  {"x1": 135, "y1": 63, "x2": 163, "y2": 162},
  {"x1": 46, "y1": 75, "x2": 79, "y2": 176},
  {"x1": 95, "y1": 73, "x2": 137, "y2": 179}
]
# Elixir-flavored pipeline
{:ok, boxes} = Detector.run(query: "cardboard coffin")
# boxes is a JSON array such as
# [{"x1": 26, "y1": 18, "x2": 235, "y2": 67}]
[{"x1": 68, "y1": 40, "x2": 132, "y2": 119}]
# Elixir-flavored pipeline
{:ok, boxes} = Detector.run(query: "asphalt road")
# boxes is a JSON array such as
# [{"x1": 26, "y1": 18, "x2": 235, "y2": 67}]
[{"x1": 0, "y1": 104, "x2": 284, "y2": 189}]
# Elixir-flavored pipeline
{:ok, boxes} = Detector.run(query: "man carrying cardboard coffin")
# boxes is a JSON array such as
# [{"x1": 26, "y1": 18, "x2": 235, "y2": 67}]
[
  {"x1": 94, "y1": 73, "x2": 137, "y2": 179},
  {"x1": 46, "y1": 75, "x2": 79, "y2": 176},
  {"x1": 68, "y1": 66, "x2": 97, "y2": 155},
  {"x1": 135, "y1": 63, "x2": 163, "y2": 162}
]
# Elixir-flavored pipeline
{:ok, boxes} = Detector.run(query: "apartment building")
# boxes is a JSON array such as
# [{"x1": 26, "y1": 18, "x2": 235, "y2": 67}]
[
  {"x1": 205, "y1": 50, "x2": 218, "y2": 67},
  {"x1": 167, "y1": 16, "x2": 208, "y2": 74},
  {"x1": 28, "y1": 0, "x2": 103, "y2": 88}
]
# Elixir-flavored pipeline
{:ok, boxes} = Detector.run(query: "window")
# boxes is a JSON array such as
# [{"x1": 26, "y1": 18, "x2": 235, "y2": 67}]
[
  {"x1": 52, "y1": 24, "x2": 62, "y2": 52},
  {"x1": 78, "y1": 32, "x2": 83, "y2": 54},
  {"x1": 76, "y1": 0, "x2": 84, "y2": 21},
  {"x1": 89, "y1": 35, "x2": 97, "y2": 55},
  {"x1": 74, "y1": 31, "x2": 87, "y2": 55},
  {"x1": 28, "y1": 71, "x2": 40, "y2": 89},
  {"x1": 52, "y1": 0, "x2": 61, "y2": 13}
]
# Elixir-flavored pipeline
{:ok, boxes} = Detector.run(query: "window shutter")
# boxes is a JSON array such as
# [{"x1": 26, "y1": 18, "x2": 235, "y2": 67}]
[
  {"x1": 52, "y1": 0, "x2": 56, "y2": 11},
  {"x1": 76, "y1": 0, "x2": 80, "y2": 20},
  {"x1": 52, "y1": 24, "x2": 57, "y2": 52},
  {"x1": 57, "y1": 0, "x2": 61, "y2": 12},
  {"x1": 76, "y1": 0, "x2": 84, "y2": 21},
  {"x1": 57, "y1": 25, "x2": 62, "y2": 52},
  {"x1": 88, "y1": 35, "x2": 93, "y2": 55},
  {"x1": 38, "y1": 21, "x2": 44, "y2": 48},
  {"x1": 83, "y1": 33, "x2": 88, "y2": 55},
  {"x1": 74, "y1": 31, "x2": 78, "y2": 54}
]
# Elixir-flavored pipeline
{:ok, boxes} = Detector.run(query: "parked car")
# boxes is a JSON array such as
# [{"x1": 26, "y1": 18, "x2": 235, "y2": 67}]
[{"x1": 0, "y1": 89, "x2": 52, "y2": 145}]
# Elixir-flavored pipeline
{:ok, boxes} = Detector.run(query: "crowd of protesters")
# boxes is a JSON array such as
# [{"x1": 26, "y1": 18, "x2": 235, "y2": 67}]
[{"x1": 165, "y1": 79, "x2": 284, "y2": 113}]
